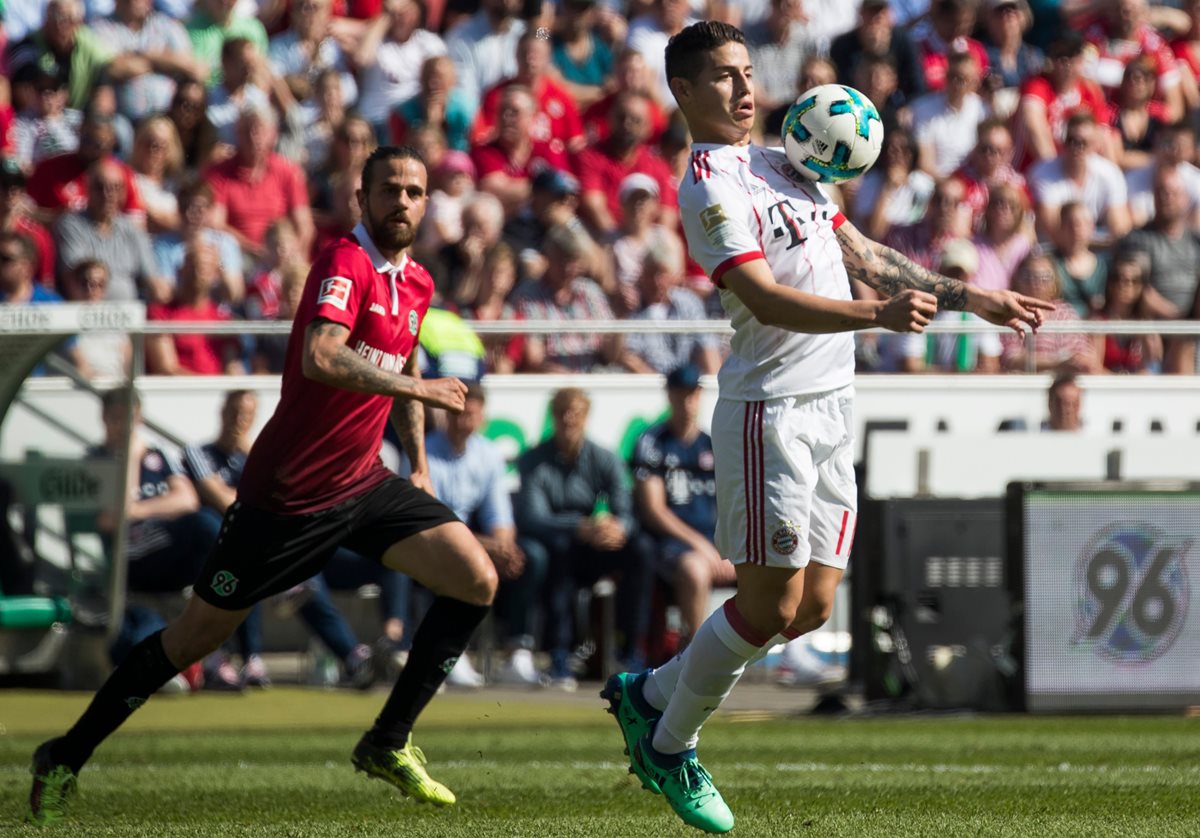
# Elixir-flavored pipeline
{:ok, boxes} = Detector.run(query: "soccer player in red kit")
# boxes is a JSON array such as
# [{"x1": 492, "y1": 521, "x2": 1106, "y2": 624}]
[{"x1": 27, "y1": 147, "x2": 497, "y2": 826}]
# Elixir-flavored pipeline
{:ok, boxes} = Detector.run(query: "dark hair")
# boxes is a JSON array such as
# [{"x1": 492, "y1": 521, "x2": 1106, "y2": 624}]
[
  {"x1": 361, "y1": 145, "x2": 425, "y2": 193},
  {"x1": 221, "y1": 37, "x2": 253, "y2": 62},
  {"x1": 177, "y1": 177, "x2": 214, "y2": 208},
  {"x1": 0, "y1": 230, "x2": 35, "y2": 264},
  {"x1": 101, "y1": 387, "x2": 141, "y2": 413},
  {"x1": 664, "y1": 21, "x2": 746, "y2": 90},
  {"x1": 883, "y1": 125, "x2": 919, "y2": 172},
  {"x1": 1049, "y1": 371, "x2": 1078, "y2": 398}
]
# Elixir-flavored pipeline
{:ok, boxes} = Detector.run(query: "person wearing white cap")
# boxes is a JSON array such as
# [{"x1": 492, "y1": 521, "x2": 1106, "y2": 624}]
[{"x1": 610, "y1": 173, "x2": 674, "y2": 313}]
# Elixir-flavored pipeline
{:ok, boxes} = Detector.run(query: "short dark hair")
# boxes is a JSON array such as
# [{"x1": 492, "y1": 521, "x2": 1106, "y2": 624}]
[
  {"x1": 101, "y1": 387, "x2": 141, "y2": 414},
  {"x1": 361, "y1": 145, "x2": 425, "y2": 193},
  {"x1": 0, "y1": 230, "x2": 35, "y2": 264},
  {"x1": 1049, "y1": 371, "x2": 1079, "y2": 398},
  {"x1": 664, "y1": 21, "x2": 746, "y2": 90}
]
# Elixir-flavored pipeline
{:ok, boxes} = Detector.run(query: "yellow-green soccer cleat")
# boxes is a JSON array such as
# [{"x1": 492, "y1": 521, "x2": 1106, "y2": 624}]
[
  {"x1": 27, "y1": 740, "x2": 78, "y2": 826},
  {"x1": 351, "y1": 734, "x2": 457, "y2": 806},
  {"x1": 601, "y1": 671, "x2": 662, "y2": 794},
  {"x1": 632, "y1": 736, "x2": 735, "y2": 834}
]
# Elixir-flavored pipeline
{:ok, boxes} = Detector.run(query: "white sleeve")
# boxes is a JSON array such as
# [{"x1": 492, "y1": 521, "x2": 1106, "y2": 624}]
[{"x1": 678, "y1": 175, "x2": 764, "y2": 288}]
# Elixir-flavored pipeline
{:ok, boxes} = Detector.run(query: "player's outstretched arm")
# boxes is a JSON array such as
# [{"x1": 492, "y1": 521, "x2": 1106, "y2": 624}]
[
  {"x1": 301, "y1": 317, "x2": 467, "y2": 411},
  {"x1": 835, "y1": 220, "x2": 1052, "y2": 334}
]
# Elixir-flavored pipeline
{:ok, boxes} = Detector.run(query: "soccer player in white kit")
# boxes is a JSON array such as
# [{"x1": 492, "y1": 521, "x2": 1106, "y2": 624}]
[{"x1": 600, "y1": 21, "x2": 1052, "y2": 834}]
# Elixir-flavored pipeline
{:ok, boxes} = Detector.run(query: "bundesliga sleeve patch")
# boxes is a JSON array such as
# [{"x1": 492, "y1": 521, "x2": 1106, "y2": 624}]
[
  {"x1": 317, "y1": 276, "x2": 353, "y2": 310},
  {"x1": 699, "y1": 203, "x2": 732, "y2": 246}
]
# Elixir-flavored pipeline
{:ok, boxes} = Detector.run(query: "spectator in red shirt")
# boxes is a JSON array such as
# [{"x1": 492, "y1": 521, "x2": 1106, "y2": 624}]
[
  {"x1": 1081, "y1": 0, "x2": 1185, "y2": 125},
  {"x1": 577, "y1": 91, "x2": 678, "y2": 238},
  {"x1": 146, "y1": 239, "x2": 245, "y2": 376},
  {"x1": 950, "y1": 117, "x2": 1027, "y2": 229},
  {"x1": 913, "y1": 0, "x2": 990, "y2": 93},
  {"x1": 472, "y1": 30, "x2": 585, "y2": 161},
  {"x1": 0, "y1": 159, "x2": 56, "y2": 287},
  {"x1": 206, "y1": 106, "x2": 314, "y2": 259},
  {"x1": 26, "y1": 110, "x2": 143, "y2": 220},
  {"x1": 1010, "y1": 33, "x2": 1110, "y2": 171},
  {"x1": 471, "y1": 86, "x2": 571, "y2": 218},
  {"x1": 583, "y1": 47, "x2": 669, "y2": 146}
]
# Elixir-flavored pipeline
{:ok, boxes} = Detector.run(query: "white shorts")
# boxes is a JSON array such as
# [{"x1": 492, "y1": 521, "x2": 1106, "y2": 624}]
[{"x1": 712, "y1": 386, "x2": 858, "y2": 570}]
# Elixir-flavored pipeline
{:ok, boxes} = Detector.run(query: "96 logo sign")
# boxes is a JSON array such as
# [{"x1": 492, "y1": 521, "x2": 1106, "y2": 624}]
[{"x1": 1072, "y1": 524, "x2": 1192, "y2": 664}]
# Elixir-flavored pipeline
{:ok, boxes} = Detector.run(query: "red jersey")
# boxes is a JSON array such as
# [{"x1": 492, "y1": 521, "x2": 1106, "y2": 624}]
[
  {"x1": 205, "y1": 153, "x2": 309, "y2": 247},
  {"x1": 473, "y1": 77, "x2": 584, "y2": 159},
  {"x1": 146, "y1": 299, "x2": 233, "y2": 374},
  {"x1": 576, "y1": 143, "x2": 678, "y2": 224},
  {"x1": 1082, "y1": 19, "x2": 1179, "y2": 99},
  {"x1": 470, "y1": 139, "x2": 572, "y2": 183},
  {"x1": 1011, "y1": 74, "x2": 1110, "y2": 171},
  {"x1": 238, "y1": 224, "x2": 434, "y2": 514},
  {"x1": 916, "y1": 34, "x2": 989, "y2": 93},
  {"x1": 583, "y1": 93, "x2": 668, "y2": 146},
  {"x1": 27, "y1": 152, "x2": 144, "y2": 216}
]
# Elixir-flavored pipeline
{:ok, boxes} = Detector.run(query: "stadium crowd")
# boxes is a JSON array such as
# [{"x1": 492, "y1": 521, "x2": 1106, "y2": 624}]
[{"x1": 1, "y1": 0, "x2": 1199, "y2": 378}]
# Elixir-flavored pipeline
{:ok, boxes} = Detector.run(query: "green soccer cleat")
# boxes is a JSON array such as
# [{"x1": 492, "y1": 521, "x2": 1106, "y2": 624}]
[
  {"x1": 27, "y1": 739, "x2": 78, "y2": 827},
  {"x1": 600, "y1": 671, "x2": 662, "y2": 794},
  {"x1": 632, "y1": 736, "x2": 735, "y2": 834},
  {"x1": 351, "y1": 734, "x2": 457, "y2": 806}
]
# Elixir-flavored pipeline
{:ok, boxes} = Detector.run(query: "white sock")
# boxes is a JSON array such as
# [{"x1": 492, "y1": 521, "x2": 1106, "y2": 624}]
[{"x1": 651, "y1": 600, "x2": 768, "y2": 755}]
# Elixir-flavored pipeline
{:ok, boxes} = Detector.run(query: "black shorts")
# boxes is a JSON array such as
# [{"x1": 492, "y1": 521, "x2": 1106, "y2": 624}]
[{"x1": 193, "y1": 476, "x2": 459, "y2": 610}]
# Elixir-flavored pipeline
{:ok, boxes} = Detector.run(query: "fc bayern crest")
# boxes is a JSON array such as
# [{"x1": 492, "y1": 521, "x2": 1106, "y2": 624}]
[
  {"x1": 408, "y1": 310, "x2": 419, "y2": 335},
  {"x1": 772, "y1": 523, "x2": 799, "y2": 555}
]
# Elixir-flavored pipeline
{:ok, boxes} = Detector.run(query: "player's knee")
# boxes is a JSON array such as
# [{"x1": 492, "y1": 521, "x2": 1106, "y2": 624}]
[
  {"x1": 676, "y1": 554, "x2": 708, "y2": 590},
  {"x1": 162, "y1": 620, "x2": 230, "y2": 667},
  {"x1": 792, "y1": 596, "x2": 835, "y2": 635},
  {"x1": 459, "y1": 549, "x2": 498, "y2": 606}
]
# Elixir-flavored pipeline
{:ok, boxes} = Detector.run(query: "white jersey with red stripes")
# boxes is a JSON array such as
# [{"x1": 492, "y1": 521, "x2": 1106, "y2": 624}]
[{"x1": 678, "y1": 142, "x2": 856, "y2": 401}]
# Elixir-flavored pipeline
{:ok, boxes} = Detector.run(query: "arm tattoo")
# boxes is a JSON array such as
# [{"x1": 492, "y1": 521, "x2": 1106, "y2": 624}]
[
  {"x1": 308, "y1": 320, "x2": 421, "y2": 397},
  {"x1": 836, "y1": 225, "x2": 969, "y2": 311},
  {"x1": 391, "y1": 396, "x2": 425, "y2": 470}
]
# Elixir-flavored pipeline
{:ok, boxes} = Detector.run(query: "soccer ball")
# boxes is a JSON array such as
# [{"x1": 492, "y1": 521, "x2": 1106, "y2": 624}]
[{"x1": 782, "y1": 85, "x2": 884, "y2": 183}]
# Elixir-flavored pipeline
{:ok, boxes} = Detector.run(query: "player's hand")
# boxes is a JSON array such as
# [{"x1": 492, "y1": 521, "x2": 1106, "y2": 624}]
[
  {"x1": 877, "y1": 290, "x2": 938, "y2": 333},
  {"x1": 415, "y1": 377, "x2": 468, "y2": 413},
  {"x1": 409, "y1": 470, "x2": 437, "y2": 497},
  {"x1": 969, "y1": 289, "x2": 1054, "y2": 335}
]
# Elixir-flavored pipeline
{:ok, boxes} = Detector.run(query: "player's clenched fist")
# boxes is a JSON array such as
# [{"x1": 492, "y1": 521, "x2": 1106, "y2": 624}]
[
  {"x1": 877, "y1": 289, "x2": 938, "y2": 333},
  {"x1": 416, "y1": 377, "x2": 469, "y2": 412}
]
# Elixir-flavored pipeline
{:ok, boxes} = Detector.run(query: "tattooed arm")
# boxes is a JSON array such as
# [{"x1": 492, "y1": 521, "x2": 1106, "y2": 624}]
[{"x1": 391, "y1": 352, "x2": 435, "y2": 494}]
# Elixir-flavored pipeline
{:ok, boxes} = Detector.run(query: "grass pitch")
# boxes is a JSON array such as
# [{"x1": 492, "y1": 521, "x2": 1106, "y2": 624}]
[{"x1": 2, "y1": 688, "x2": 1198, "y2": 837}]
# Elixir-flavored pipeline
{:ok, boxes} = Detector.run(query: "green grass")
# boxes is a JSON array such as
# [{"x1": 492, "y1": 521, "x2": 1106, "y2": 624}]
[{"x1": 2, "y1": 688, "x2": 1199, "y2": 836}]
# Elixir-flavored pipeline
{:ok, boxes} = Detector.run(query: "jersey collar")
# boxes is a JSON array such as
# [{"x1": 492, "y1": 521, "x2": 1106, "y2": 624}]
[{"x1": 352, "y1": 222, "x2": 410, "y2": 275}]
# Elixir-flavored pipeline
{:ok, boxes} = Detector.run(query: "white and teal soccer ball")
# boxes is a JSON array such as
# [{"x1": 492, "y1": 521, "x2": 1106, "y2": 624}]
[{"x1": 782, "y1": 85, "x2": 884, "y2": 184}]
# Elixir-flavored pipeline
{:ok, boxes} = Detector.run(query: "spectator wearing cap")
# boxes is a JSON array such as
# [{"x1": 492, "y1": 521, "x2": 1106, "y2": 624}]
[
  {"x1": 10, "y1": 59, "x2": 82, "y2": 171},
  {"x1": 505, "y1": 223, "x2": 618, "y2": 373},
  {"x1": 503, "y1": 167, "x2": 600, "y2": 286},
  {"x1": 950, "y1": 118, "x2": 1026, "y2": 230},
  {"x1": 618, "y1": 228, "x2": 721, "y2": 376},
  {"x1": 92, "y1": 0, "x2": 207, "y2": 126},
  {"x1": 388, "y1": 55, "x2": 473, "y2": 152},
  {"x1": 911, "y1": 0, "x2": 990, "y2": 94},
  {"x1": 55, "y1": 159, "x2": 167, "y2": 302},
  {"x1": 971, "y1": 181, "x2": 1035, "y2": 293},
  {"x1": 186, "y1": 0, "x2": 270, "y2": 89},
  {"x1": 551, "y1": 0, "x2": 614, "y2": 110},
  {"x1": 1125, "y1": 123, "x2": 1200, "y2": 230},
  {"x1": 356, "y1": 0, "x2": 447, "y2": 131},
  {"x1": 577, "y1": 91, "x2": 677, "y2": 238},
  {"x1": 628, "y1": 0, "x2": 696, "y2": 106},
  {"x1": 610, "y1": 172, "x2": 674, "y2": 300},
  {"x1": 26, "y1": 109, "x2": 144, "y2": 219},
  {"x1": 472, "y1": 86, "x2": 573, "y2": 218},
  {"x1": 926, "y1": 239, "x2": 1003, "y2": 372},
  {"x1": 445, "y1": 0, "x2": 527, "y2": 109},
  {"x1": 417, "y1": 150, "x2": 477, "y2": 257},
  {"x1": 631, "y1": 364, "x2": 733, "y2": 646},
  {"x1": 744, "y1": 0, "x2": 823, "y2": 114},
  {"x1": 205, "y1": 106, "x2": 314, "y2": 259},
  {"x1": 912, "y1": 50, "x2": 988, "y2": 177},
  {"x1": 1011, "y1": 33, "x2": 1110, "y2": 171},
  {"x1": 583, "y1": 47, "x2": 669, "y2": 147},
  {"x1": 268, "y1": 0, "x2": 358, "y2": 113},
  {"x1": 830, "y1": 0, "x2": 925, "y2": 109},
  {"x1": 428, "y1": 191, "x2": 505, "y2": 305},
  {"x1": 0, "y1": 162, "x2": 56, "y2": 287},
  {"x1": 473, "y1": 31, "x2": 585, "y2": 163},
  {"x1": 1081, "y1": 0, "x2": 1185, "y2": 126},
  {"x1": 980, "y1": 0, "x2": 1043, "y2": 95}
]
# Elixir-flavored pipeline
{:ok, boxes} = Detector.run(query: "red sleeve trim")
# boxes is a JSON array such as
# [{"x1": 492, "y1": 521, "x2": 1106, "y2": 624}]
[
  {"x1": 831, "y1": 211, "x2": 847, "y2": 230},
  {"x1": 710, "y1": 251, "x2": 765, "y2": 287}
]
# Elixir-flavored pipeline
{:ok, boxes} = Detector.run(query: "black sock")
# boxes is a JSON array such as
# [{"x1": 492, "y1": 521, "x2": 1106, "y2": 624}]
[
  {"x1": 53, "y1": 630, "x2": 180, "y2": 772},
  {"x1": 367, "y1": 597, "x2": 489, "y2": 748}
]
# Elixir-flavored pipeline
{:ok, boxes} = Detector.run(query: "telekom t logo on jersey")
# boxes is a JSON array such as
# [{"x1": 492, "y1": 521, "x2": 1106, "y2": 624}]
[{"x1": 766, "y1": 199, "x2": 806, "y2": 250}]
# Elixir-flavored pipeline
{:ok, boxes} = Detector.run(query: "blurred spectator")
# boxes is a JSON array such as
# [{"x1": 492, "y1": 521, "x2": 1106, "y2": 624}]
[
  {"x1": 167, "y1": 79, "x2": 219, "y2": 172},
  {"x1": 10, "y1": 60, "x2": 81, "y2": 171},
  {"x1": 153, "y1": 177, "x2": 243, "y2": 301},
  {"x1": 1092, "y1": 249, "x2": 1162, "y2": 374},
  {"x1": 627, "y1": 0, "x2": 694, "y2": 105},
  {"x1": 311, "y1": 114, "x2": 376, "y2": 218},
  {"x1": 55, "y1": 159, "x2": 165, "y2": 301},
  {"x1": 912, "y1": 0, "x2": 989, "y2": 94},
  {"x1": 245, "y1": 217, "x2": 308, "y2": 319},
  {"x1": 551, "y1": 0, "x2": 614, "y2": 110},
  {"x1": 577, "y1": 92, "x2": 677, "y2": 238},
  {"x1": 473, "y1": 31, "x2": 585, "y2": 161},
  {"x1": 0, "y1": 230, "x2": 60, "y2": 306},
  {"x1": 186, "y1": 0, "x2": 269, "y2": 88},
  {"x1": 428, "y1": 190, "x2": 505, "y2": 304},
  {"x1": 388, "y1": 55, "x2": 473, "y2": 152},
  {"x1": 206, "y1": 106, "x2": 313, "y2": 259},
  {"x1": 311, "y1": 170, "x2": 362, "y2": 258},
  {"x1": 980, "y1": 0, "x2": 1042, "y2": 104},
  {"x1": 971, "y1": 182, "x2": 1034, "y2": 293},
  {"x1": 506, "y1": 223, "x2": 618, "y2": 372},
  {"x1": 631, "y1": 365, "x2": 732, "y2": 646},
  {"x1": 795, "y1": 0, "x2": 862, "y2": 49},
  {"x1": 583, "y1": 46, "x2": 669, "y2": 147},
  {"x1": 1011, "y1": 33, "x2": 1108, "y2": 171},
  {"x1": 92, "y1": 0, "x2": 206, "y2": 125},
  {"x1": 1081, "y1": 0, "x2": 1184, "y2": 125},
  {"x1": 415, "y1": 150, "x2": 474, "y2": 258},
  {"x1": 1109, "y1": 56, "x2": 1166, "y2": 172},
  {"x1": 882, "y1": 177, "x2": 971, "y2": 271},
  {"x1": 830, "y1": 0, "x2": 925, "y2": 110},
  {"x1": 853, "y1": 127, "x2": 933, "y2": 242},
  {"x1": 1171, "y1": 0, "x2": 1200, "y2": 112},
  {"x1": 1051, "y1": 201, "x2": 1107, "y2": 317},
  {"x1": 609, "y1": 173, "x2": 673, "y2": 294},
  {"x1": 206, "y1": 38, "x2": 271, "y2": 147},
  {"x1": 744, "y1": 0, "x2": 821, "y2": 114},
  {"x1": 618, "y1": 229, "x2": 720, "y2": 375},
  {"x1": 445, "y1": 0, "x2": 526, "y2": 108},
  {"x1": 62, "y1": 259, "x2": 133, "y2": 378},
  {"x1": 949, "y1": 118, "x2": 1025, "y2": 229},
  {"x1": 0, "y1": 160, "x2": 56, "y2": 287},
  {"x1": 515, "y1": 387, "x2": 652, "y2": 687},
  {"x1": 26, "y1": 110, "x2": 143, "y2": 218},
  {"x1": 268, "y1": 0, "x2": 357, "y2": 110},
  {"x1": 298, "y1": 69, "x2": 347, "y2": 175},
  {"x1": 850, "y1": 54, "x2": 906, "y2": 131},
  {"x1": 145, "y1": 239, "x2": 245, "y2": 375},
  {"x1": 471, "y1": 86, "x2": 571, "y2": 218},
  {"x1": 927, "y1": 239, "x2": 1002, "y2": 372},
  {"x1": 913, "y1": 50, "x2": 987, "y2": 177},
  {"x1": 250, "y1": 262, "x2": 307, "y2": 372},
  {"x1": 129, "y1": 116, "x2": 184, "y2": 234},
  {"x1": 406, "y1": 123, "x2": 449, "y2": 172},
  {"x1": 1030, "y1": 112, "x2": 1130, "y2": 247},
  {"x1": 460, "y1": 243, "x2": 522, "y2": 374},
  {"x1": 1046, "y1": 371, "x2": 1083, "y2": 431},
  {"x1": 355, "y1": 0, "x2": 446, "y2": 130},
  {"x1": 1125, "y1": 123, "x2": 1200, "y2": 230},
  {"x1": 1000, "y1": 252, "x2": 1098, "y2": 372}
]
